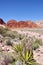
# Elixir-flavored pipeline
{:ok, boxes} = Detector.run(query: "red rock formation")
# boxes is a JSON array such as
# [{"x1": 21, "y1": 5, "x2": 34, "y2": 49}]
[
  {"x1": 0, "y1": 18, "x2": 41, "y2": 28},
  {"x1": 7, "y1": 20, "x2": 17, "y2": 28},
  {"x1": 7, "y1": 20, "x2": 40, "y2": 28},
  {"x1": 26, "y1": 21, "x2": 40, "y2": 28},
  {"x1": 18, "y1": 21, "x2": 27, "y2": 28},
  {"x1": 0, "y1": 18, "x2": 5, "y2": 25}
]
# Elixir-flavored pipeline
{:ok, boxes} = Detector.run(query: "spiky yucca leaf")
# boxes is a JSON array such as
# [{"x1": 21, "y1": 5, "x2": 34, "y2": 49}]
[
  {"x1": 22, "y1": 50, "x2": 29, "y2": 61},
  {"x1": 13, "y1": 43, "x2": 23, "y2": 53},
  {"x1": 22, "y1": 50, "x2": 33, "y2": 62}
]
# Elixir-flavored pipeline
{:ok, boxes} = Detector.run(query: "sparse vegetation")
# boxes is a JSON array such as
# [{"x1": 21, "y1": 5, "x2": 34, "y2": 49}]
[
  {"x1": 0, "y1": 27, "x2": 42, "y2": 65},
  {"x1": 12, "y1": 43, "x2": 40, "y2": 65}
]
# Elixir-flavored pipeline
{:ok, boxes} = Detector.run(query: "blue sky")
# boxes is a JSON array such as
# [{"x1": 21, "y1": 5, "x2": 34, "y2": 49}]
[{"x1": 0, "y1": 0, "x2": 43, "y2": 22}]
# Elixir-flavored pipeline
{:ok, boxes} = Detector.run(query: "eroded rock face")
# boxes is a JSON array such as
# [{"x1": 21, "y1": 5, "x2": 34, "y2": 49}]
[
  {"x1": 26, "y1": 21, "x2": 40, "y2": 28},
  {"x1": 7, "y1": 20, "x2": 40, "y2": 28},
  {"x1": 0, "y1": 18, "x2": 5, "y2": 25},
  {"x1": 7, "y1": 20, "x2": 17, "y2": 28},
  {"x1": 0, "y1": 18, "x2": 41, "y2": 28}
]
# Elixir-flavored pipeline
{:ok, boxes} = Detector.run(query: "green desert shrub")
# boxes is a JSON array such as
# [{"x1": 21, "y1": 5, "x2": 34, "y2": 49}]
[
  {"x1": 12, "y1": 62, "x2": 16, "y2": 65},
  {"x1": 21, "y1": 36, "x2": 33, "y2": 52},
  {"x1": 6, "y1": 39, "x2": 13, "y2": 46},
  {"x1": 6, "y1": 31, "x2": 15, "y2": 39},
  {"x1": 34, "y1": 38, "x2": 42, "y2": 45},
  {"x1": 13, "y1": 31, "x2": 19, "y2": 38},
  {"x1": 32, "y1": 36, "x2": 42, "y2": 50},
  {"x1": 5, "y1": 31, "x2": 19, "y2": 39},
  {"x1": 19, "y1": 34, "x2": 25, "y2": 40},
  {"x1": 33, "y1": 42, "x2": 39, "y2": 50},
  {"x1": 32, "y1": 37, "x2": 42, "y2": 50},
  {"x1": 13, "y1": 31, "x2": 25, "y2": 40},
  {"x1": 13, "y1": 31, "x2": 18, "y2": 35},
  {"x1": 0, "y1": 26, "x2": 6, "y2": 35},
  {"x1": 0, "y1": 26, "x2": 10, "y2": 37},
  {"x1": 0, "y1": 52, "x2": 14, "y2": 65},
  {"x1": 32, "y1": 36, "x2": 42, "y2": 46}
]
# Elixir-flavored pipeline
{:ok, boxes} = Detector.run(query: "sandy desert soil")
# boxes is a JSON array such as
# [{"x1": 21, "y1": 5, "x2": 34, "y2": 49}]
[{"x1": 33, "y1": 46, "x2": 43, "y2": 65}]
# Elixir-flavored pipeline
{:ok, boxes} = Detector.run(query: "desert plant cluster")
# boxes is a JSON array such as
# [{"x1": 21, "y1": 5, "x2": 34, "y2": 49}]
[{"x1": 0, "y1": 26, "x2": 43, "y2": 65}]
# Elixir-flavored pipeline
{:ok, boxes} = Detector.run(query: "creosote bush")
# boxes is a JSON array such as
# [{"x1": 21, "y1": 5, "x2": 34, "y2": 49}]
[
  {"x1": 32, "y1": 37, "x2": 42, "y2": 50},
  {"x1": 6, "y1": 39, "x2": 13, "y2": 46},
  {"x1": 0, "y1": 26, "x2": 10, "y2": 37}
]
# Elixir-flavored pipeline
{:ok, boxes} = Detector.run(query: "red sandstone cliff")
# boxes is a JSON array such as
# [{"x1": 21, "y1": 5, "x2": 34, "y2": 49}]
[
  {"x1": 0, "y1": 18, "x2": 41, "y2": 28},
  {"x1": 7, "y1": 20, "x2": 40, "y2": 28}
]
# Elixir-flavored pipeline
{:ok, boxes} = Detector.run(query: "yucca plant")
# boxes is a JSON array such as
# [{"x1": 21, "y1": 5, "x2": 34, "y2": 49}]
[
  {"x1": 13, "y1": 43, "x2": 36, "y2": 65},
  {"x1": 13, "y1": 43, "x2": 23, "y2": 53}
]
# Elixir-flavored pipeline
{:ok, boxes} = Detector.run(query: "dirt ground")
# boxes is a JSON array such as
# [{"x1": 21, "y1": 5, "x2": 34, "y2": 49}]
[{"x1": 33, "y1": 46, "x2": 43, "y2": 65}]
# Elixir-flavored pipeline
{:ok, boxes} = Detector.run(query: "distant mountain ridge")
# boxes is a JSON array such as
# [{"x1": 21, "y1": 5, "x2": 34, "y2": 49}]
[
  {"x1": 0, "y1": 18, "x2": 42, "y2": 28},
  {"x1": 35, "y1": 20, "x2": 43, "y2": 28},
  {"x1": 7, "y1": 20, "x2": 40, "y2": 28}
]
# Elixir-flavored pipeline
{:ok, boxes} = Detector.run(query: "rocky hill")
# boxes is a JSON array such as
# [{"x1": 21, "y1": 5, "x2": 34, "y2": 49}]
[
  {"x1": 0, "y1": 18, "x2": 6, "y2": 28},
  {"x1": 0, "y1": 18, "x2": 5, "y2": 25},
  {"x1": 7, "y1": 20, "x2": 40, "y2": 28},
  {"x1": 0, "y1": 18, "x2": 41, "y2": 28},
  {"x1": 35, "y1": 20, "x2": 43, "y2": 28}
]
